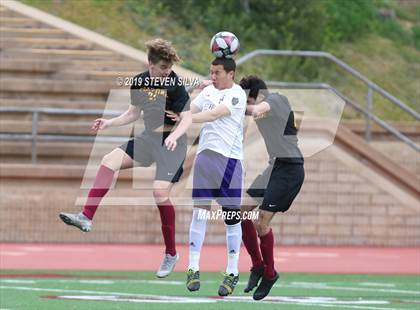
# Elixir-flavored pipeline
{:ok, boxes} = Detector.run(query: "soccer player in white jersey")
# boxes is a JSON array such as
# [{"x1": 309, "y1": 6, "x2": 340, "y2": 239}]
[{"x1": 184, "y1": 57, "x2": 246, "y2": 296}]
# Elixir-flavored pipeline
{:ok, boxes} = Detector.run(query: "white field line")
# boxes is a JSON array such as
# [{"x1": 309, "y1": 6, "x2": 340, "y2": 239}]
[
  {"x1": 0, "y1": 280, "x2": 35, "y2": 284},
  {"x1": 283, "y1": 283, "x2": 419, "y2": 295},
  {"x1": 0, "y1": 285, "x2": 408, "y2": 310},
  {"x1": 8, "y1": 278, "x2": 417, "y2": 295},
  {"x1": 359, "y1": 283, "x2": 397, "y2": 288}
]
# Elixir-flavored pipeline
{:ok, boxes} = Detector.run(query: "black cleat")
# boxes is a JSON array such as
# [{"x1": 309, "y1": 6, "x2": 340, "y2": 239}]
[
  {"x1": 186, "y1": 269, "x2": 200, "y2": 291},
  {"x1": 218, "y1": 273, "x2": 239, "y2": 296},
  {"x1": 244, "y1": 265, "x2": 264, "y2": 293},
  {"x1": 253, "y1": 272, "x2": 279, "y2": 301}
]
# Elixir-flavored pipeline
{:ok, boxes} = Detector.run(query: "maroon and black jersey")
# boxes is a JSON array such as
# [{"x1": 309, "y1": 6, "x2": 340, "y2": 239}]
[
  {"x1": 130, "y1": 70, "x2": 190, "y2": 132},
  {"x1": 254, "y1": 93, "x2": 303, "y2": 164}
]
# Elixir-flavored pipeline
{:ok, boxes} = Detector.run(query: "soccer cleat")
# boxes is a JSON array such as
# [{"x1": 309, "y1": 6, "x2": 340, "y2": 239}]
[
  {"x1": 218, "y1": 273, "x2": 239, "y2": 296},
  {"x1": 156, "y1": 253, "x2": 179, "y2": 278},
  {"x1": 59, "y1": 212, "x2": 92, "y2": 232},
  {"x1": 253, "y1": 272, "x2": 279, "y2": 301},
  {"x1": 186, "y1": 269, "x2": 200, "y2": 291},
  {"x1": 244, "y1": 265, "x2": 264, "y2": 293}
]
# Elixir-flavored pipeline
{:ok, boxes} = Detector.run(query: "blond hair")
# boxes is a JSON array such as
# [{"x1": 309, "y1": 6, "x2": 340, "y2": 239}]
[{"x1": 146, "y1": 38, "x2": 180, "y2": 64}]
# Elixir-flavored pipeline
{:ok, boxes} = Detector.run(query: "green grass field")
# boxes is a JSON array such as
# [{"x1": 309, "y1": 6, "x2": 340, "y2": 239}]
[{"x1": 0, "y1": 270, "x2": 419, "y2": 309}]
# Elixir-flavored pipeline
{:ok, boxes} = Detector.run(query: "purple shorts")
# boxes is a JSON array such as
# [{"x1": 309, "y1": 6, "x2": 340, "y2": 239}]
[{"x1": 192, "y1": 149, "x2": 242, "y2": 208}]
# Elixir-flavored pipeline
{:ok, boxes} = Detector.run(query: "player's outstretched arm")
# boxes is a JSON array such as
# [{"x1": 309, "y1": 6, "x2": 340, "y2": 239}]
[
  {"x1": 191, "y1": 104, "x2": 230, "y2": 123},
  {"x1": 246, "y1": 101, "x2": 271, "y2": 117},
  {"x1": 92, "y1": 105, "x2": 141, "y2": 133}
]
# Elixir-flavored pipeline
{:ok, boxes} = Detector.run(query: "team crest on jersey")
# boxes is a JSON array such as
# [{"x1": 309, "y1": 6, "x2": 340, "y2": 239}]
[
  {"x1": 231, "y1": 97, "x2": 239, "y2": 106},
  {"x1": 139, "y1": 88, "x2": 166, "y2": 102}
]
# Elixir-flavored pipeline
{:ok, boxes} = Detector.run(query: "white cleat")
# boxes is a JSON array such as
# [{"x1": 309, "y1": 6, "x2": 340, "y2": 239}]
[
  {"x1": 59, "y1": 212, "x2": 92, "y2": 232},
  {"x1": 156, "y1": 253, "x2": 179, "y2": 278}
]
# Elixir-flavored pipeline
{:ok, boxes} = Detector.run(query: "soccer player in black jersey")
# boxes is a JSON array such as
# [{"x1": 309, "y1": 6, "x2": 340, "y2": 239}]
[
  {"x1": 239, "y1": 76, "x2": 305, "y2": 300},
  {"x1": 59, "y1": 39, "x2": 192, "y2": 278}
]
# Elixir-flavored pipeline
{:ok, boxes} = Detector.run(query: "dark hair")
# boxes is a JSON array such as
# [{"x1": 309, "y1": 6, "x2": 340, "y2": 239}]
[
  {"x1": 239, "y1": 75, "x2": 269, "y2": 99},
  {"x1": 146, "y1": 38, "x2": 180, "y2": 64},
  {"x1": 211, "y1": 57, "x2": 236, "y2": 73}
]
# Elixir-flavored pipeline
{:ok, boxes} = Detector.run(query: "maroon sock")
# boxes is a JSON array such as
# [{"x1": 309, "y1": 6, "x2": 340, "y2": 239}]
[
  {"x1": 241, "y1": 219, "x2": 264, "y2": 269},
  {"x1": 157, "y1": 200, "x2": 176, "y2": 256},
  {"x1": 82, "y1": 165, "x2": 115, "y2": 220},
  {"x1": 259, "y1": 229, "x2": 276, "y2": 279}
]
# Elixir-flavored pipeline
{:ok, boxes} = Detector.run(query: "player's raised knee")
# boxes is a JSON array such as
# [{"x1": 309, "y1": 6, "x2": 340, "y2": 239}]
[
  {"x1": 101, "y1": 154, "x2": 118, "y2": 171},
  {"x1": 153, "y1": 188, "x2": 169, "y2": 203}
]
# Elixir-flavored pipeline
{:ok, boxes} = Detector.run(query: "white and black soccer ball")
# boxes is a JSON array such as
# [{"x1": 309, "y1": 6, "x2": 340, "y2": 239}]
[{"x1": 210, "y1": 31, "x2": 240, "y2": 59}]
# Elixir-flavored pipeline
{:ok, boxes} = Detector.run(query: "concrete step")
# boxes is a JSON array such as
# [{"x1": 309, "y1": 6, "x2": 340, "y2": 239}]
[
  {"x1": 0, "y1": 16, "x2": 49, "y2": 28},
  {"x1": 0, "y1": 120, "x2": 136, "y2": 136},
  {"x1": 0, "y1": 140, "x2": 104, "y2": 158},
  {"x1": 1, "y1": 48, "x2": 121, "y2": 60},
  {"x1": 0, "y1": 57, "x2": 141, "y2": 69},
  {"x1": 0, "y1": 114, "x2": 95, "y2": 123},
  {"x1": 0, "y1": 78, "x2": 114, "y2": 94},
  {"x1": 0, "y1": 37, "x2": 97, "y2": 49},
  {"x1": 67, "y1": 60, "x2": 146, "y2": 71},
  {"x1": 0, "y1": 98, "x2": 106, "y2": 109},
  {"x1": 57, "y1": 70, "x2": 138, "y2": 81},
  {"x1": 0, "y1": 7, "x2": 23, "y2": 18},
  {"x1": 343, "y1": 120, "x2": 420, "y2": 139},
  {"x1": 0, "y1": 26, "x2": 73, "y2": 38},
  {"x1": 0, "y1": 154, "x2": 89, "y2": 165},
  {"x1": 0, "y1": 58, "x2": 61, "y2": 73}
]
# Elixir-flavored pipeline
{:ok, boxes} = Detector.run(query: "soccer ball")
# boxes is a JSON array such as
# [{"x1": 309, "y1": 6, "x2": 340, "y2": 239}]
[{"x1": 210, "y1": 31, "x2": 240, "y2": 59}]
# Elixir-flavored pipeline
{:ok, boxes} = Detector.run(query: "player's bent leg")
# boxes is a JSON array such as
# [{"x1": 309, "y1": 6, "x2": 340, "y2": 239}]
[
  {"x1": 253, "y1": 209, "x2": 278, "y2": 300},
  {"x1": 255, "y1": 209, "x2": 274, "y2": 237},
  {"x1": 59, "y1": 148, "x2": 134, "y2": 232},
  {"x1": 153, "y1": 181, "x2": 179, "y2": 278},
  {"x1": 101, "y1": 147, "x2": 135, "y2": 171},
  {"x1": 241, "y1": 205, "x2": 264, "y2": 293}
]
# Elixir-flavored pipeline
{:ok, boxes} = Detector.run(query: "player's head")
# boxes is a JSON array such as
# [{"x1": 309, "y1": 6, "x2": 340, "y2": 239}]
[
  {"x1": 210, "y1": 58, "x2": 236, "y2": 90},
  {"x1": 239, "y1": 75, "x2": 269, "y2": 105},
  {"x1": 146, "y1": 38, "x2": 180, "y2": 77}
]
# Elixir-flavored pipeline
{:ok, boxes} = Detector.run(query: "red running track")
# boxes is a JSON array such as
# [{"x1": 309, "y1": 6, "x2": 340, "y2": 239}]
[{"x1": 0, "y1": 243, "x2": 419, "y2": 274}]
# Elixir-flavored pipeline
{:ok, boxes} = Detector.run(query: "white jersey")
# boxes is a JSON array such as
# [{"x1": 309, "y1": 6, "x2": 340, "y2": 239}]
[{"x1": 192, "y1": 83, "x2": 246, "y2": 160}]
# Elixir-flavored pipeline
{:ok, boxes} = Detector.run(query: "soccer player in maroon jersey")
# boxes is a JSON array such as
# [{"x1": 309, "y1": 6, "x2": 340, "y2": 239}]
[
  {"x1": 59, "y1": 38, "x2": 192, "y2": 278},
  {"x1": 239, "y1": 76, "x2": 305, "y2": 300}
]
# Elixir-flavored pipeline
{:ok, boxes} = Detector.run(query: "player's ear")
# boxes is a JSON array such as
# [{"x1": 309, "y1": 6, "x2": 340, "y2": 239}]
[{"x1": 229, "y1": 70, "x2": 235, "y2": 80}]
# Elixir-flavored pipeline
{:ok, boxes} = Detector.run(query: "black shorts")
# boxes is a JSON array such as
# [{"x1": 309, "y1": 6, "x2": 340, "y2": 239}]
[
  {"x1": 119, "y1": 131, "x2": 187, "y2": 183},
  {"x1": 246, "y1": 158, "x2": 304, "y2": 213}
]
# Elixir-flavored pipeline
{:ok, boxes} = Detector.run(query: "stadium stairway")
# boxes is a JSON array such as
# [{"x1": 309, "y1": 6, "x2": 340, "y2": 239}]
[{"x1": 0, "y1": 1, "x2": 419, "y2": 247}]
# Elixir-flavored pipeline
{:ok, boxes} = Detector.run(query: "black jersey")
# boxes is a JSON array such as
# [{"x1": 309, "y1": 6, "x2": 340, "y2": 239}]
[
  {"x1": 130, "y1": 70, "x2": 190, "y2": 132},
  {"x1": 254, "y1": 93, "x2": 303, "y2": 164}
]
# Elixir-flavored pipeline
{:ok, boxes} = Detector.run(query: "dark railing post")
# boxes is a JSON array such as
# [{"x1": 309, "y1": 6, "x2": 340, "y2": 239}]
[
  {"x1": 365, "y1": 86, "x2": 373, "y2": 143},
  {"x1": 31, "y1": 111, "x2": 38, "y2": 164}
]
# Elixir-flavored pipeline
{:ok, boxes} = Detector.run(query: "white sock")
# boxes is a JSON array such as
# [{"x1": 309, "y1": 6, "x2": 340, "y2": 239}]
[
  {"x1": 225, "y1": 222, "x2": 242, "y2": 276},
  {"x1": 188, "y1": 208, "x2": 209, "y2": 271}
]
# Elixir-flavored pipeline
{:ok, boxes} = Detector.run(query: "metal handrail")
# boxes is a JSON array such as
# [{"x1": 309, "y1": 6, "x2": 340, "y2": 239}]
[
  {"x1": 0, "y1": 107, "x2": 123, "y2": 163},
  {"x1": 236, "y1": 49, "x2": 419, "y2": 119},
  {"x1": 266, "y1": 81, "x2": 419, "y2": 152},
  {"x1": 236, "y1": 49, "x2": 419, "y2": 145}
]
